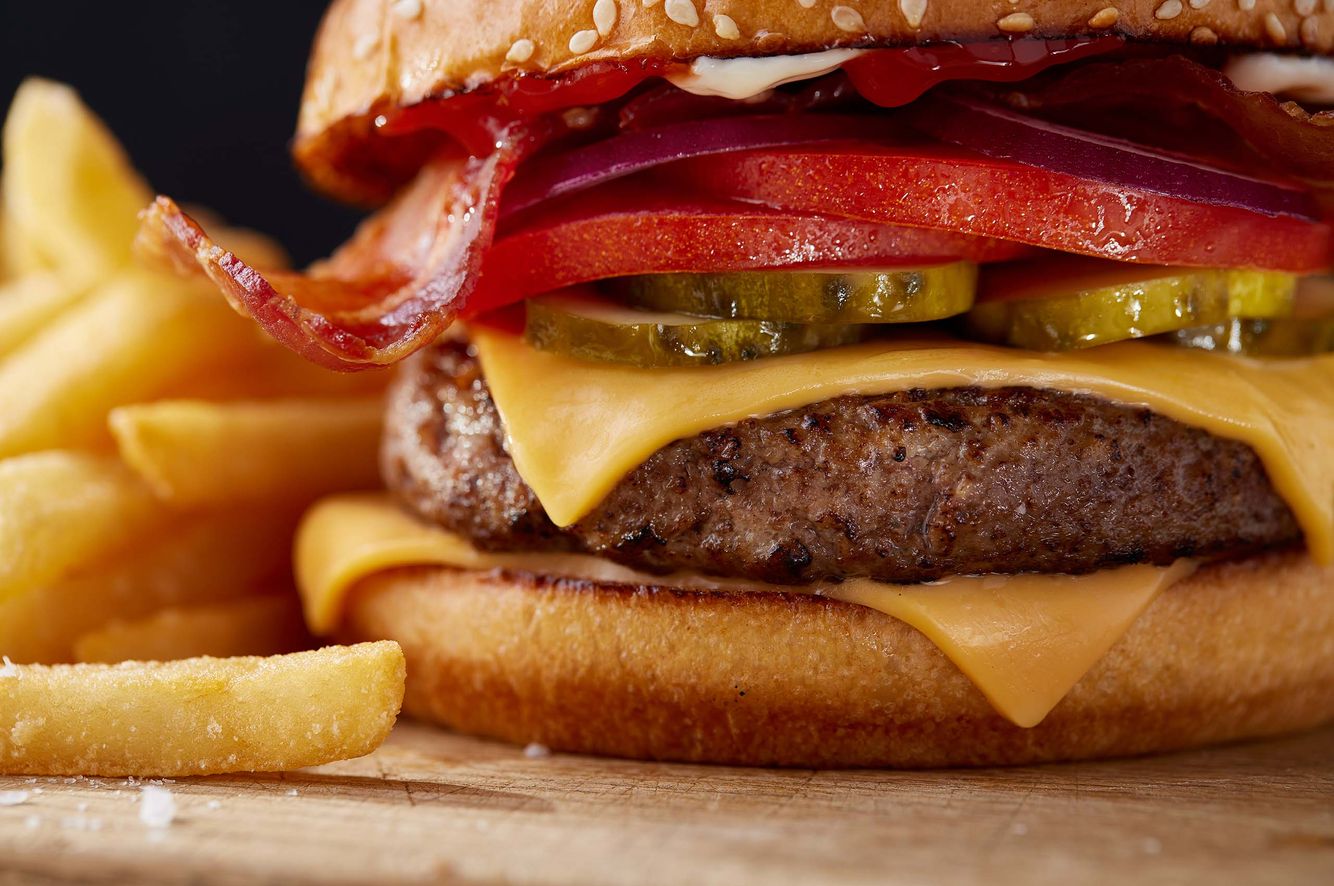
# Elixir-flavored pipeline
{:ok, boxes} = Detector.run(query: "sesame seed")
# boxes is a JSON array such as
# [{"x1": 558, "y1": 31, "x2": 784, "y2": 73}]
[
  {"x1": 1155, "y1": 0, "x2": 1183, "y2": 19},
  {"x1": 664, "y1": 0, "x2": 700, "y2": 26},
  {"x1": 1088, "y1": 6, "x2": 1119, "y2": 27},
  {"x1": 798, "y1": 0, "x2": 818, "y2": 7},
  {"x1": 506, "y1": 38, "x2": 535, "y2": 64},
  {"x1": 569, "y1": 29, "x2": 599, "y2": 54},
  {"x1": 1238, "y1": 0, "x2": 1256, "y2": 10},
  {"x1": 1190, "y1": 26, "x2": 1218, "y2": 44},
  {"x1": 643, "y1": 0, "x2": 660, "y2": 6},
  {"x1": 899, "y1": 0, "x2": 928, "y2": 29},
  {"x1": 1265, "y1": 11, "x2": 1288, "y2": 43},
  {"x1": 352, "y1": 33, "x2": 379, "y2": 60},
  {"x1": 1300, "y1": 15, "x2": 1320, "y2": 45},
  {"x1": 390, "y1": 0, "x2": 422, "y2": 19},
  {"x1": 1294, "y1": 0, "x2": 1316, "y2": 14},
  {"x1": 713, "y1": 14, "x2": 741, "y2": 39},
  {"x1": 996, "y1": 12, "x2": 1035, "y2": 32},
  {"x1": 831, "y1": 5, "x2": 866, "y2": 31},
  {"x1": 1188, "y1": 0, "x2": 1211, "y2": 8},
  {"x1": 594, "y1": 0, "x2": 617, "y2": 36}
]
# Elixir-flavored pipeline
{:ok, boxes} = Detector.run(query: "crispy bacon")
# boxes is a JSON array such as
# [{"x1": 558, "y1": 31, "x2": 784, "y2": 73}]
[
  {"x1": 996, "y1": 56, "x2": 1334, "y2": 192},
  {"x1": 138, "y1": 136, "x2": 528, "y2": 371}
]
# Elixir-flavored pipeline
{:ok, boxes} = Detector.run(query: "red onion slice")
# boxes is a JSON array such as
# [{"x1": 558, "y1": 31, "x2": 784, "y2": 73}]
[
  {"x1": 911, "y1": 93, "x2": 1319, "y2": 221},
  {"x1": 500, "y1": 113, "x2": 901, "y2": 221}
]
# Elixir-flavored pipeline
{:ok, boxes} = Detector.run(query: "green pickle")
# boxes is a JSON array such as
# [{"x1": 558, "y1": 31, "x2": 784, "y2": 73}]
[
  {"x1": 619, "y1": 263, "x2": 978, "y2": 324},
  {"x1": 525, "y1": 292, "x2": 867, "y2": 368},
  {"x1": 966, "y1": 263, "x2": 1296, "y2": 351},
  {"x1": 1172, "y1": 275, "x2": 1334, "y2": 357}
]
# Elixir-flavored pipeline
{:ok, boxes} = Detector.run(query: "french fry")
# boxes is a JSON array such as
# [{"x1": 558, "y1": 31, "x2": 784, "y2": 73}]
[
  {"x1": 73, "y1": 595, "x2": 311, "y2": 664},
  {"x1": 1, "y1": 79, "x2": 150, "y2": 284},
  {"x1": 0, "y1": 452, "x2": 165, "y2": 604},
  {"x1": 0, "y1": 642, "x2": 405, "y2": 776},
  {"x1": 110, "y1": 397, "x2": 383, "y2": 506},
  {"x1": 0, "y1": 269, "x2": 270, "y2": 457},
  {"x1": 162, "y1": 342, "x2": 391, "y2": 401},
  {"x1": 0, "y1": 507, "x2": 300, "y2": 664},
  {"x1": 0, "y1": 272, "x2": 87, "y2": 359},
  {"x1": 0, "y1": 210, "x2": 48, "y2": 279}
]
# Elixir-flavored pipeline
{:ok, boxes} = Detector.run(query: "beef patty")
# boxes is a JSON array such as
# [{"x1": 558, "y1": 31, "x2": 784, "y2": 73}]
[{"x1": 383, "y1": 341, "x2": 1300, "y2": 584}]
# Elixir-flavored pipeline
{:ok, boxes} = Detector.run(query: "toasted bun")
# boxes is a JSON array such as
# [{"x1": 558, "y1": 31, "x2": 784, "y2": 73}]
[
  {"x1": 296, "y1": 0, "x2": 1334, "y2": 203},
  {"x1": 339, "y1": 549, "x2": 1334, "y2": 767}
]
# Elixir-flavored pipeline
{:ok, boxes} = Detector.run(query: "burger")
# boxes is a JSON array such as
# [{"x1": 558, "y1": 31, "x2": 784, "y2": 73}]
[{"x1": 141, "y1": 0, "x2": 1334, "y2": 767}]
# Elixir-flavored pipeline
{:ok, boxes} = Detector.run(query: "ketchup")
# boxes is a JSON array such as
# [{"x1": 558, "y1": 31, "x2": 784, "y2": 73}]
[{"x1": 379, "y1": 38, "x2": 1123, "y2": 155}]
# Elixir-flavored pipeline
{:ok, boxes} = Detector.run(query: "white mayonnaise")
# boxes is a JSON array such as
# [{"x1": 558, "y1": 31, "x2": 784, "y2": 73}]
[
  {"x1": 1225, "y1": 53, "x2": 1334, "y2": 105},
  {"x1": 666, "y1": 49, "x2": 867, "y2": 100}
]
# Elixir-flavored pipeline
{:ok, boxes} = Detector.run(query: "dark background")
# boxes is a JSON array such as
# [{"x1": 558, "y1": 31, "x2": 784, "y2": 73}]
[{"x1": 0, "y1": 2, "x2": 361, "y2": 265}]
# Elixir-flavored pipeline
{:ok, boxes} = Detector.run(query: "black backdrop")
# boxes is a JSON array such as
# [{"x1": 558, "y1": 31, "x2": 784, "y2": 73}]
[{"x1": 0, "y1": 1, "x2": 361, "y2": 265}]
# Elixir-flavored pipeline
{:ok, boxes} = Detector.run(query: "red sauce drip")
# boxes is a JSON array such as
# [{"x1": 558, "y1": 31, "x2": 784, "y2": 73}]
[
  {"x1": 379, "y1": 38, "x2": 1122, "y2": 154},
  {"x1": 844, "y1": 37, "x2": 1125, "y2": 107}
]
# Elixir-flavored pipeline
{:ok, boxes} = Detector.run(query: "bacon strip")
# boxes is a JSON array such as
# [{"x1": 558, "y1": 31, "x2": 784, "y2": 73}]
[
  {"x1": 137, "y1": 140, "x2": 527, "y2": 371},
  {"x1": 999, "y1": 56, "x2": 1334, "y2": 191}
]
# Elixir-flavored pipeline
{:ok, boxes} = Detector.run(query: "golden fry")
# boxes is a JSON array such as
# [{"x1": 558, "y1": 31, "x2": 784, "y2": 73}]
[
  {"x1": 74, "y1": 595, "x2": 311, "y2": 664},
  {"x1": 110, "y1": 397, "x2": 383, "y2": 506},
  {"x1": 1, "y1": 79, "x2": 149, "y2": 284},
  {"x1": 0, "y1": 269, "x2": 268, "y2": 457},
  {"x1": 0, "y1": 642, "x2": 405, "y2": 776},
  {"x1": 0, "y1": 507, "x2": 300, "y2": 664},
  {"x1": 0, "y1": 272, "x2": 87, "y2": 359},
  {"x1": 162, "y1": 343, "x2": 390, "y2": 401},
  {"x1": 0, "y1": 452, "x2": 164, "y2": 604},
  {"x1": 0, "y1": 211, "x2": 47, "y2": 279}
]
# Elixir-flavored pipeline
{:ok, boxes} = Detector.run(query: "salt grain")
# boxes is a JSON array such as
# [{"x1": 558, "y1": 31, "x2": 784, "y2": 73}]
[
  {"x1": 524, "y1": 743, "x2": 552, "y2": 759},
  {"x1": 138, "y1": 785, "x2": 176, "y2": 829}
]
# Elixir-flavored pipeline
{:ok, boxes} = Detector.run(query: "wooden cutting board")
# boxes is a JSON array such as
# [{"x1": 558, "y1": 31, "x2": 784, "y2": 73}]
[{"x1": 1, "y1": 722, "x2": 1331, "y2": 885}]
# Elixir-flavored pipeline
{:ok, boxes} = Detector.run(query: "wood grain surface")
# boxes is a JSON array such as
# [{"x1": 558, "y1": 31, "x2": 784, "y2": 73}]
[{"x1": 1, "y1": 722, "x2": 1331, "y2": 885}]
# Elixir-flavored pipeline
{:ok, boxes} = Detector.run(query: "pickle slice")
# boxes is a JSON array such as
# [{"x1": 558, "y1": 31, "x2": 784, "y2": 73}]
[
  {"x1": 1225, "y1": 269, "x2": 1298, "y2": 317},
  {"x1": 1172, "y1": 275, "x2": 1333, "y2": 357},
  {"x1": 967, "y1": 259, "x2": 1295, "y2": 351},
  {"x1": 1171, "y1": 318, "x2": 1334, "y2": 356},
  {"x1": 618, "y1": 263, "x2": 977, "y2": 324},
  {"x1": 525, "y1": 292, "x2": 866, "y2": 368}
]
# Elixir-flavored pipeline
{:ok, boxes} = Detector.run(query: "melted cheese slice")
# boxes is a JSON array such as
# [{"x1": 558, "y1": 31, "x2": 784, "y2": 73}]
[
  {"x1": 829, "y1": 561, "x2": 1195, "y2": 727},
  {"x1": 471, "y1": 329, "x2": 1334, "y2": 563},
  {"x1": 296, "y1": 494, "x2": 1195, "y2": 727}
]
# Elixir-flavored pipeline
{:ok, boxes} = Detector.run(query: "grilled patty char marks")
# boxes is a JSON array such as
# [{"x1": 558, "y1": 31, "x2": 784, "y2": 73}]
[{"x1": 383, "y1": 341, "x2": 1301, "y2": 584}]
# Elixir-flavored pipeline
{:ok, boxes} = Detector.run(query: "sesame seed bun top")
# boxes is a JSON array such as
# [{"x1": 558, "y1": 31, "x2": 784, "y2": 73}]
[{"x1": 296, "y1": 0, "x2": 1334, "y2": 203}]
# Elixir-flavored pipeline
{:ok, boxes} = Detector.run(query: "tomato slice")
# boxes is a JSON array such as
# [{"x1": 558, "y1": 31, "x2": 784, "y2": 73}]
[
  {"x1": 471, "y1": 180, "x2": 1030, "y2": 315},
  {"x1": 673, "y1": 145, "x2": 1333, "y2": 273}
]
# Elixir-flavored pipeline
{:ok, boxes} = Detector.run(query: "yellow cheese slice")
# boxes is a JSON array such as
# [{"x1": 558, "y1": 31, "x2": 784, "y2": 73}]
[
  {"x1": 471, "y1": 330, "x2": 1334, "y2": 563},
  {"x1": 827, "y1": 561, "x2": 1195, "y2": 727},
  {"x1": 295, "y1": 493, "x2": 690, "y2": 636},
  {"x1": 295, "y1": 494, "x2": 1195, "y2": 727}
]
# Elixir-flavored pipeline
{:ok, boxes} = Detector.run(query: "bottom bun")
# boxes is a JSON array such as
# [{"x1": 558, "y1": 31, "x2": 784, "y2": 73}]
[{"x1": 340, "y1": 550, "x2": 1334, "y2": 768}]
